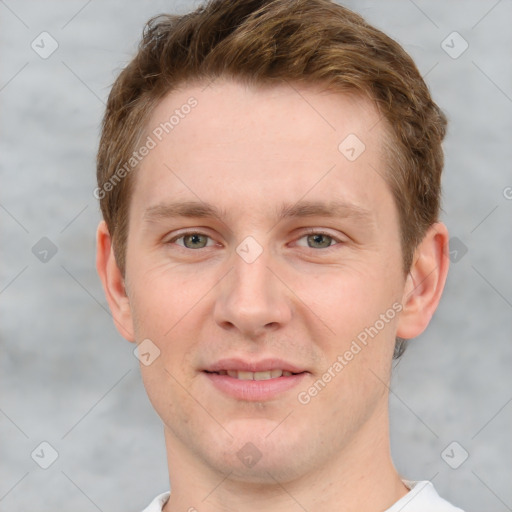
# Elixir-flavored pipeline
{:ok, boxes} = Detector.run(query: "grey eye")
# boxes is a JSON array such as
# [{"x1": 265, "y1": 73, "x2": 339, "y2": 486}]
[
  {"x1": 304, "y1": 233, "x2": 334, "y2": 249},
  {"x1": 180, "y1": 233, "x2": 210, "y2": 249}
]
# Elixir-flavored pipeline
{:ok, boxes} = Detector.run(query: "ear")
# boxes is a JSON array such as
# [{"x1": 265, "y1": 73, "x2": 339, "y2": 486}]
[
  {"x1": 396, "y1": 222, "x2": 450, "y2": 339},
  {"x1": 96, "y1": 220, "x2": 136, "y2": 342}
]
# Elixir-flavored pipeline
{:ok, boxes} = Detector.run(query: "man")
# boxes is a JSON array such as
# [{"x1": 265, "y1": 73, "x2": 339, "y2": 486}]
[{"x1": 95, "y1": 1, "x2": 463, "y2": 510}]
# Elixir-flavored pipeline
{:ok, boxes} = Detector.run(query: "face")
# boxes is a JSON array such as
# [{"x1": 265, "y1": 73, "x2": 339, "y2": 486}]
[{"x1": 121, "y1": 79, "x2": 408, "y2": 482}]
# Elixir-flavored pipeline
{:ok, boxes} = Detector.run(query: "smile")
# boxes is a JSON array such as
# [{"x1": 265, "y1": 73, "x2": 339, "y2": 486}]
[{"x1": 212, "y1": 369, "x2": 296, "y2": 380}]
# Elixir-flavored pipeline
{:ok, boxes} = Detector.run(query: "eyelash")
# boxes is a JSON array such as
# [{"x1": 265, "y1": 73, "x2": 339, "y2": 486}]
[{"x1": 167, "y1": 228, "x2": 345, "y2": 252}]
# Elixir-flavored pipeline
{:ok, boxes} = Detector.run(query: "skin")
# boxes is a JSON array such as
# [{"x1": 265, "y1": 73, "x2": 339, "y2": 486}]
[{"x1": 96, "y1": 78, "x2": 449, "y2": 512}]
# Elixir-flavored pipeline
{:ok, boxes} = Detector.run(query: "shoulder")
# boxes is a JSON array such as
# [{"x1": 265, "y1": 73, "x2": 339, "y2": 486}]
[
  {"x1": 140, "y1": 491, "x2": 171, "y2": 512},
  {"x1": 385, "y1": 481, "x2": 465, "y2": 512}
]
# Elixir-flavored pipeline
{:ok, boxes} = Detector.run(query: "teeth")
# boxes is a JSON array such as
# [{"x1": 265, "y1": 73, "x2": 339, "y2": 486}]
[
  {"x1": 254, "y1": 371, "x2": 272, "y2": 380},
  {"x1": 236, "y1": 370, "x2": 253, "y2": 380},
  {"x1": 220, "y1": 369, "x2": 296, "y2": 380}
]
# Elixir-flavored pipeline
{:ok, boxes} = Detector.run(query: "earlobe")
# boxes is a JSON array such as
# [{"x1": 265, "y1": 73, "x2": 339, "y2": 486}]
[
  {"x1": 95, "y1": 220, "x2": 136, "y2": 342},
  {"x1": 396, "y1": 222, "x2": 450, "y2": 340}
]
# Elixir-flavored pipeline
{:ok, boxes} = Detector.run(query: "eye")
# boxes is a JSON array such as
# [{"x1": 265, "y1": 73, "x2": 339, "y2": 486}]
[
  {"x1": 167, "y1": 229, "x2": 344, "y2": 251},
  {"x1": 295, "y1": 230, "x2": 343, "y2": 250},
  {"x1": 169, "y1": 232, "x2": 216, "y2": 249}
]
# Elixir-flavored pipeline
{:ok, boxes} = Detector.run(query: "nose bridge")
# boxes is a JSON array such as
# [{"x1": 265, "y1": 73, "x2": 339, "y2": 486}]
[
  {"x1": 214, "y1": 237, "x2": 291, "y2": 336},
  {"x1": 234, "y1": 246, "x2": 273, "y2": 299}
]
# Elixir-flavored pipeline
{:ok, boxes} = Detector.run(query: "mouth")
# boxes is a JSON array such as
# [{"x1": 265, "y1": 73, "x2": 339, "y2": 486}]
[
  {"x1": 202, "y1": 360, "x2": 309, "y2": 401},
  {"x1": 204, "y1": 369, "x2": 302, "y2": 380}
]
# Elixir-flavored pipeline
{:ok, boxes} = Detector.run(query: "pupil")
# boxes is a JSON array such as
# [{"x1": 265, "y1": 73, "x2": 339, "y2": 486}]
[
  {"x1": 186, "y1": 234, "x2": 204, "y2": 248},
  {"x1": 310, "y1": 234, "x2": 329, "y2": 248}
]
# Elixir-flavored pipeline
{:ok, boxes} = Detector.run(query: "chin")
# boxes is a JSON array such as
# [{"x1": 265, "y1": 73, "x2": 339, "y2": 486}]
[
  {"x1": 200, "y1": 422, "x2": 313, "y2": 484},
  {"x1": 214, "y1": 454, "x2": 306, "y2": 486}
]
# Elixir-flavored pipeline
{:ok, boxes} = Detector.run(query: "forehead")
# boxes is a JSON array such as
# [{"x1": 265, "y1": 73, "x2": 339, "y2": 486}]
[
  {"x1": 145, "y1": 78, "x2": 383, "y2": 151},
  {"x1": 131, "y1": 79, "x2": 392, "y2": 221}
]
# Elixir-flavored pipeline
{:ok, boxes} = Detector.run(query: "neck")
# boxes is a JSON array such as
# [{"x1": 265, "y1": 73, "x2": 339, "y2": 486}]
[{"x1": 162, "y1": 402, "x2": 408, "y2": 512}]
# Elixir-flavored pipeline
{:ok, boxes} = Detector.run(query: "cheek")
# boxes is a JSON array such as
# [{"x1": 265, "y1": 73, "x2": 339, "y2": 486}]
[
  {"x1": 297, "y1": 263, "x2": 401, "y2": 394},
  {"x1": 128, "y1": 265, "x2": 208, "y2": 385},
  {"x1": 128, "y1": 262, "x2": 203, "y2": 339},
  {"x1": 302, "y1": 265, "x2": 396, "y2": 333}
]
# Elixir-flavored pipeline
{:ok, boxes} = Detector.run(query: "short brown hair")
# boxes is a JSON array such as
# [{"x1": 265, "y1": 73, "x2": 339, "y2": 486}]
[{"x1": 97, "y1": 0, "x2": 447, "y2": 357}]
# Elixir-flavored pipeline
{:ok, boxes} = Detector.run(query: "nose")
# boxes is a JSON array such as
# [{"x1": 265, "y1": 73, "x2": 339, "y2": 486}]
[{"x1": 213, "y1": 243, "x2": 293, "y2": 339}]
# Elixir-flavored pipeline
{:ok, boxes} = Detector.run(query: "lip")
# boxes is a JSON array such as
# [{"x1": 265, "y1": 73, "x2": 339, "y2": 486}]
[
  {"x1": 203, "y1": 358, "x2": 310, "y2": 401},
  {"x1": 204, "y1": 357, "x2": 306, "y2": 374},
  {"x1": 204, "y1": 371, "x2": 308, "y2": 401}
]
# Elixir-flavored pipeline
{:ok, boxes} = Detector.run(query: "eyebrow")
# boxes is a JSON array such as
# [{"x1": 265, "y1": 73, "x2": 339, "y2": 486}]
[{"x1": 143, "y1": 199, "x2": 374, "y2": 226}]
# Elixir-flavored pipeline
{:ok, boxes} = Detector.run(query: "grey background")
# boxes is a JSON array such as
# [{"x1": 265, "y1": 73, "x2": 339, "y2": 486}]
[{"x1": 1, "y1": 0, "x2": 511, "y2": 510}]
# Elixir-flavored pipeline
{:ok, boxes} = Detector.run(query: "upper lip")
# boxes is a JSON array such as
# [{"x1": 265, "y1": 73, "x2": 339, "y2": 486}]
[{"x1": 204, "y1": 358, "x2": 307, "y2": 374}]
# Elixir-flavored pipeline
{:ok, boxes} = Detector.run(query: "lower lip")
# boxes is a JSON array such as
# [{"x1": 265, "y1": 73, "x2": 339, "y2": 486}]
[{"x1": 203, "y1": 371, "x2": 308, "y2": 401}]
